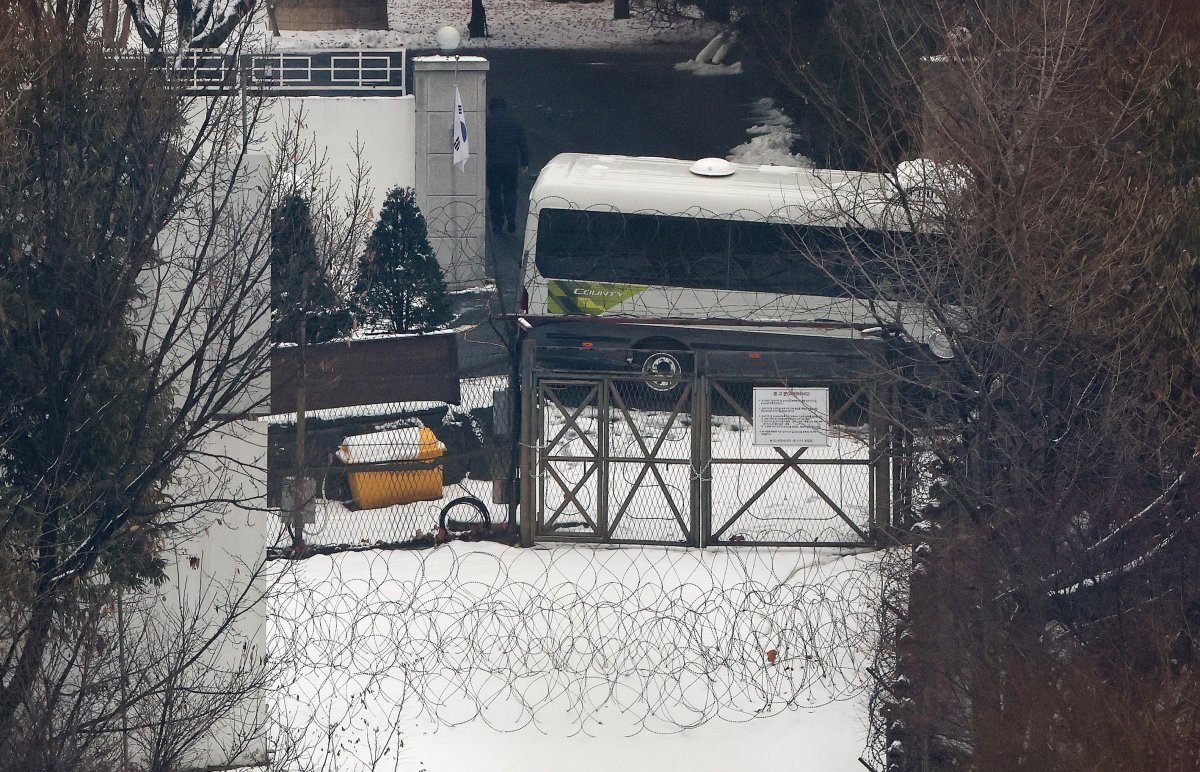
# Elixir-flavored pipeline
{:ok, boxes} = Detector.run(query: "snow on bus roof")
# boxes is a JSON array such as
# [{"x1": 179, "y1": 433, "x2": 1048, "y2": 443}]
[{"x1": 528, "y1": 152, "x2": 898, "y2": 224}]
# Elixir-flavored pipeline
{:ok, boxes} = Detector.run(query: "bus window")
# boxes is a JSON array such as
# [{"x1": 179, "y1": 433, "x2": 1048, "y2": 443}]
[
  {"x1": 535, "y1": 208, "x2": 726, "y2": 286},
  {"x1": 534, "y1": 207, "x2": 928, "y2": 298}
]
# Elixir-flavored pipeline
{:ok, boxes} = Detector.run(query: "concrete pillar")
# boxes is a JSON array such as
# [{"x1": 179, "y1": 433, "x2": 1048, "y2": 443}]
[{"x1": 413, "y1": 55, "x2": 489, "y2": 289}]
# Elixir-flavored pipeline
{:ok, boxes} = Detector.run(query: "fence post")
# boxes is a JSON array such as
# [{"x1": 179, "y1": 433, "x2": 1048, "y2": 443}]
[
  {"x1": 870, "y1": 385, "x2": 893, "y2": 543},
  {"x1": 291, "y1": 282, "x2": 308, "y2": 553},
  {"x1": 518, "y1": 337, "x2": 536, "y2": 547},
  {"x1": 693, "y1": 375, "x2": 710, "y2": 547}
]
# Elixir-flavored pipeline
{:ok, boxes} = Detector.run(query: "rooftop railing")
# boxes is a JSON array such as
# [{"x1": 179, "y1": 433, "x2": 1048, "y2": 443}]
[{"x1": 163, "y1": 49, "x2": 408, "y2": 96}]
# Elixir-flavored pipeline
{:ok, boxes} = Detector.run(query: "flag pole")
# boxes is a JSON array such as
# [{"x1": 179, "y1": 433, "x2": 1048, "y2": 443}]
[
  {"x1": 438, "y1": 26, "x2": 469, "y2": 285},
  {"x1": 451, "y1": 73, "x2": 465, "y2": 280}
]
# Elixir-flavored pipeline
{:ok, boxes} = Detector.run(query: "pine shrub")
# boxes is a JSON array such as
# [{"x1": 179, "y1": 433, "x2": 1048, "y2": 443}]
[
  {"x1": 354, "y1": 187, "x2": 453, "y2": 334},
  {"x1": 271, "y1": 192, "x2": 351, "y2": 344}
]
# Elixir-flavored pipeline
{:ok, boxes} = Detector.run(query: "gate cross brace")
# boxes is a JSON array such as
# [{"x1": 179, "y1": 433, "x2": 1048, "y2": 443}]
[
  {"x1": 541, "y1": 383, "x2": 601, "y2": 456},
  {"x1": 708, "y1": 380, "x2": 870, "y2": 542},
  {"x1": 541, "y1": 461, "x2": 600, "y2": 533},
  {"x1": 605, "y1": 382, "x2": 692, "y2": 540}
]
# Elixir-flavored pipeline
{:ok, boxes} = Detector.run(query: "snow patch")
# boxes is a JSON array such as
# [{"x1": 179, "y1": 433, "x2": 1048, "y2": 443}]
[
  {"x1": 726, "y1": 97, "x2": 814, "y2": 168},
  {"x1": 674, "y1": 59, "x2": 743, "y2": 76}
]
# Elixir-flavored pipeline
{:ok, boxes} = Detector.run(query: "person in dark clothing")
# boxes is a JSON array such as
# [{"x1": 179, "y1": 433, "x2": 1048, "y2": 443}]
[{"x1": 485, "y1": 96, "x2": 529, "y2": 234}]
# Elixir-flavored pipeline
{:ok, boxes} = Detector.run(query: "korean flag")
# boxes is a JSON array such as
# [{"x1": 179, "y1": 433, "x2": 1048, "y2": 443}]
[{"x1": 452, "y1": 86, "x2": 469, "y2": 169}]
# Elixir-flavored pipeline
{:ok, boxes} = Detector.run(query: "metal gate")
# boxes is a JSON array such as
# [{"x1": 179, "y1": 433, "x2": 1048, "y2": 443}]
[{"x1": 522, "y1": 367, "x2": 892, "y2": 548}]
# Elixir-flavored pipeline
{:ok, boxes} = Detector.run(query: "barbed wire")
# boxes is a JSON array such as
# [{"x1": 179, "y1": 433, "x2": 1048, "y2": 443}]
[{"x1": 269, "y1": 542, "x2": 884, "y2": 770}]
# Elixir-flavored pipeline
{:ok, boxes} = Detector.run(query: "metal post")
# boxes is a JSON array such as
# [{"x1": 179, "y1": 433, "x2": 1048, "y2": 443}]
[
  {"x1": 870, "y1": 386, "x2": 892, "y2": 543},
  {"x1": 693, "y1": 375, "x2": 711, "y2": 547},
  {"x1": 596, "y1": 377, "x2": 610, "y2": 541},
  {"x1": 291, "y1": 281, "x2": 307, "y2": 554},
  {"x1": 518, "y1": 336, "x2": 536, "y2": 546}
]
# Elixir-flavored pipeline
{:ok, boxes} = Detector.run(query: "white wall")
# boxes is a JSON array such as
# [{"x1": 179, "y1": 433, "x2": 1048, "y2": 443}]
[
  {"x1": 262, "y1": 94, "x2": 417, "y2": 217},
  {"x1": 126, "y1": 115, "x2": 277, "y2": 768},
  {"x1": 104, "y1": 421, "x2": 275, "y2": 770},
  {"x1": 259, "y1": 87, "x2": 490, "y2": 288},
  {"x1": 125, "y1": 90, "x2": 415, "y2": 768},
  {"x1": 136, "y1": 144, "x2": 273, "y2": 419}
]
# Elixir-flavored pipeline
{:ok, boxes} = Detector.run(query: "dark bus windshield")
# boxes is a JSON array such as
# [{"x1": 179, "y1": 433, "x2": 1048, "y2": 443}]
[{"x1": 534, "y1": 208, "x2": 937, "y2": 297}]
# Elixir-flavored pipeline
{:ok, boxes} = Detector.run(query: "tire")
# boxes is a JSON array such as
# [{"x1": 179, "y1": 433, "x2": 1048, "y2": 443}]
[
  {"x1": 438, "y1": 495, "x2": 492, "y2": 532},
  {"x1": 632, "y1": 339, "x2": 691, "y2": 392}
]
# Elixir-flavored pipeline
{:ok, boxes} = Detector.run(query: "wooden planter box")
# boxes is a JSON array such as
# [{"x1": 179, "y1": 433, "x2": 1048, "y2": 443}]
[{"x1": 271, "y1": 333, "x2": 460, "y2": 414}]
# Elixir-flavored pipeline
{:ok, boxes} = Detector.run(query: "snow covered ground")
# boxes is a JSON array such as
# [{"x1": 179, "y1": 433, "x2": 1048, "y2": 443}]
[
  {"x1": 262, "y1": 0, "x2": 720, "y2": 51},
  {"x1": 271, "y1": 542, "x2": 879, "y2": 771},
  {"x1": 727, "y1": 97, "x2": 815, "y2": 168}
]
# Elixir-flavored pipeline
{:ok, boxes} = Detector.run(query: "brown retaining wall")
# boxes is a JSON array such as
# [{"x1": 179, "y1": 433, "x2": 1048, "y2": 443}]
[
  {"x1": 271, "y1": 333, "x2": 460, "y2": 414},
  {"x1": 274, "y1": 0, "x2": 388, "y2": 31}
]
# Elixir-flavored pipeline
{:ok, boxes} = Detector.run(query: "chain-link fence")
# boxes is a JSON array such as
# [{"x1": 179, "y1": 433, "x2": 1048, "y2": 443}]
[
  {"x1": 266, "y1": 363, "x2": 515, "y2": 555},
  {"x1": 265, "y1": 338, "x2": 899, "y2": 555},
  {"x1": 522, "y1": 335, "x2": 898, "y2": 549}
]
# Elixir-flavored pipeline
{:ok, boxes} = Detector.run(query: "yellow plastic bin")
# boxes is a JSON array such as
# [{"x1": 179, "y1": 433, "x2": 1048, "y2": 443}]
[{"x1": 336, "y1": 426, "x2": 446, "y2": 509}]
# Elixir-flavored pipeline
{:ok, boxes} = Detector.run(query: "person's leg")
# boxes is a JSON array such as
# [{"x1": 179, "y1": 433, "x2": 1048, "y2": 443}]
[
  {"x1": 498, "y1": 164, "x2": 519, "y2": 232},
  {"x1": 486, "y1": 165, "x2": 504, "y2": 233}
]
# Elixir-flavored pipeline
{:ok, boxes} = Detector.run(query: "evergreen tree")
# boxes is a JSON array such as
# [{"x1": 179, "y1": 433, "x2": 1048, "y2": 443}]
[
  {"x1": 354, "y1": 187, "x2": 453, "y2": 333},
  {"x1": 0, "y1": 26, "x2": 181, "y2": 620},
  {"x1": 0, "y1": 10, "x2": 278, "y2": 756},
  {"x1": 271, "y1": 192, "x2": 350, "y2": 344}
]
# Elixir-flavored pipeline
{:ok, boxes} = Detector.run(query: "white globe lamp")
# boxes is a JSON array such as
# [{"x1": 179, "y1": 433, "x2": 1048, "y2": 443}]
[{"x1": 436, "y1": 26, "x2": 461, "y2": 54}]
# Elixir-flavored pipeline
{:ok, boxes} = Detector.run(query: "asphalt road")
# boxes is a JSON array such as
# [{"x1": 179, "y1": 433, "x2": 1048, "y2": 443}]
[
  {"x1": 440, "y1": 46, "x2": 775, "y2": 376},
  {"x1": 483, "y1": 46, "x2": 770, "y2": 166}
]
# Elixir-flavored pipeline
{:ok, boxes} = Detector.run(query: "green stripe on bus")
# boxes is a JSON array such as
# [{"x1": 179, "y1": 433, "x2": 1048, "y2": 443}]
[{"x1": 546, "y1": 280, "x2": 646, "y2": 315}]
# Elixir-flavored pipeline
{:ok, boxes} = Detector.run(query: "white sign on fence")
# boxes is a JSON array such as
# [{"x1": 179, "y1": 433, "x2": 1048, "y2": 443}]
[{"x1": 752, "y1": 387, "x2": 830, "y2": 447}]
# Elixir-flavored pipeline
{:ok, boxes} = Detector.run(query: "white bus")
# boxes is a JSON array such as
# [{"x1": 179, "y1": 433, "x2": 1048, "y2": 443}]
[{"x1": 516, "y1": 153, "x2": 949, "y2": 387}]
